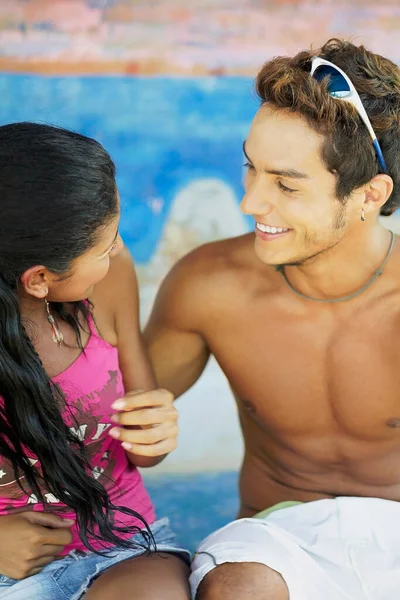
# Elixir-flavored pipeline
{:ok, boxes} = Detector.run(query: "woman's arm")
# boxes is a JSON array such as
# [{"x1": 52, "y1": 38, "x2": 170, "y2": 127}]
[{"x1": 90, "y1": 246, "x2": 176, "y2": 468}]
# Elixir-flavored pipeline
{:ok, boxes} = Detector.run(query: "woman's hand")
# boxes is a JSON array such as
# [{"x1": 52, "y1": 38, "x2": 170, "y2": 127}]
[{"x1": 109, "y1": 389, "x2": 178, "y2": 467}]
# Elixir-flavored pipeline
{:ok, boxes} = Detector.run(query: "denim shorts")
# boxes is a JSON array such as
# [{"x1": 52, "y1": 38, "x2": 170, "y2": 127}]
[{"x1": 0, "y1": 518, "x2": 190, "y2": 599}]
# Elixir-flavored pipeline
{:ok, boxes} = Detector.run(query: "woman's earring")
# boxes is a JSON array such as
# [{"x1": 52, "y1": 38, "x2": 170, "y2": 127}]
[
  {"x1": 45, "y1": 299, "x2": 64, "y2": 347},
  {"x1": 361, "y1": 208, "x2": 366, "y2": 222}
]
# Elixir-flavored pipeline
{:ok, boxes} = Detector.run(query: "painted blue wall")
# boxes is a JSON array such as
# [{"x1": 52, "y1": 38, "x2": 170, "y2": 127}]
[{"x1": 0, "y1": 74, "x2": 256, "y2": 263}]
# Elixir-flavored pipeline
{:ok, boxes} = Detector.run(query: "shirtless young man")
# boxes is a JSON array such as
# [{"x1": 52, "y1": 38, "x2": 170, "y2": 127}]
[{"x1": 145, "y1": 39, "x2": 400, "y2": 599}]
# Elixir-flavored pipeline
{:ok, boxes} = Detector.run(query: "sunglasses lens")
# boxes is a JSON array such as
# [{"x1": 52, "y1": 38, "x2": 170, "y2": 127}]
[{"x1": 313, "y1": 65, "x2": 351, "y2": 98}]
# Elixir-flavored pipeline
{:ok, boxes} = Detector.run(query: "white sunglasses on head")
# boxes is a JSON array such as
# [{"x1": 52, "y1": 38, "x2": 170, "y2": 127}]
[{"x1": 310, "y1": 56, "x2": 388, "y2": 173}]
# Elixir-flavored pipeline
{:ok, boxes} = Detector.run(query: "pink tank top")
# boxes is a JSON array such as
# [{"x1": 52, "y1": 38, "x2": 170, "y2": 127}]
[{"x1": 0, "y1": 315, "x2": 156, "y2": 554}]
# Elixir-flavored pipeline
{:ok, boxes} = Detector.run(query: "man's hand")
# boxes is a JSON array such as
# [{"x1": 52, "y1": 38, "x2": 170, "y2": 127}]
[
  {"x1": 109, "y1": 389, "x2": 178, "y2": 463},
  {"x1": 0, "y1": 511, "x2": 74, "y2": 580}
]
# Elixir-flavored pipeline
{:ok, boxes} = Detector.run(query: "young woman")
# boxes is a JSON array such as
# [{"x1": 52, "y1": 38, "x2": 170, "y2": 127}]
[{"x1": 0, "y1": 122, "x2": 191, "y2": 599}]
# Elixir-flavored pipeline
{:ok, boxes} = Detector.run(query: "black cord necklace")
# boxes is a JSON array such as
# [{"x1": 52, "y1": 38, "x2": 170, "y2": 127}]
[{"x1": 279, "y1": 231, "x2": 395, "y2": 303}]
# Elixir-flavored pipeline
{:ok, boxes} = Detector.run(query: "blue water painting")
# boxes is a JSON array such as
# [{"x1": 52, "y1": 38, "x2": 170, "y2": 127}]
[{"x1": 0, "y1": 75, "x2": 257, "y2": 263}]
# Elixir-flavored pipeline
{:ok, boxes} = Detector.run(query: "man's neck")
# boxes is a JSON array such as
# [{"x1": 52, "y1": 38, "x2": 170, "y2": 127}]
[{"x1": 282, "y1": 224, "x2": 394, "y2": 302}]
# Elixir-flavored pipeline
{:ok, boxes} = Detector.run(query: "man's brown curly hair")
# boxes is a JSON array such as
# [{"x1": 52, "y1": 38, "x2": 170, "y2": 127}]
[{"x1": 255, "y1": 39, "x2": 400, "y2": 215}]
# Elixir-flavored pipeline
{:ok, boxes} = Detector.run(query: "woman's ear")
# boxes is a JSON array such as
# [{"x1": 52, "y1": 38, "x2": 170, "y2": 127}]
[{"x1": 19, "y1": 266, "x2": 51, "y2": 299}]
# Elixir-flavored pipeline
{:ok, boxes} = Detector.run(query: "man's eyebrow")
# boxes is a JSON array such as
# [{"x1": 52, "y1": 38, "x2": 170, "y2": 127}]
[{"x1": 242, "y1": 141, "x2": 310, "y2": 180}]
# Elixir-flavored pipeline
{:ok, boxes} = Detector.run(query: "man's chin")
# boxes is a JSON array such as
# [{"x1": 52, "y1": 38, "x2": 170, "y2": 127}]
[
  {"x1": 253, "y1": 246, "x2": 297, "y2": 268},
  {"x1": 253, "y1": 238, "x2": 292, "y2": 266},
  {"x1": 253, "y1": 239, "x2": 332, "y2": 269}
]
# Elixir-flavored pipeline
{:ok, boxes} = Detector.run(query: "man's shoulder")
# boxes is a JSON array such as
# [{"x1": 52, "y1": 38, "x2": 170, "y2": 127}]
[
  {"x1": 176, "y1": 233, "x2": 258, "y2": 276},
  {"x1": 152, "y1": 234, "x2": 281, "y2": 333},
  {"x1": 166, "y1": 233, "x2": 276, "y2": 300}
]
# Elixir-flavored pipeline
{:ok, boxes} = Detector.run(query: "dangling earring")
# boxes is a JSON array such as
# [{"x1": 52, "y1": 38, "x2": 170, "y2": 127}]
[
  {"x1": 361, "y1": 208, "x2": 366, "y2": 222},
  {"x1": 45, "y1": 299, "x2": 64, "y2": 348}
]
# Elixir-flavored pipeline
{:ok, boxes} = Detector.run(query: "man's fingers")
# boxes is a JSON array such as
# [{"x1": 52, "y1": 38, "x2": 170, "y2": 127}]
[
  {"x1": 28, "y1": 554, "x2": 62, "y2": 569},
  {"x1": 40, "y1": 526, "x2": 74, "y2": 546},
  {"x1": 25, "y1": 562, "x2": 52, "y2": 578},
  {"x1": 15, "y1": 555, "x2": 60, "y2": 580},
  {"x1": 24, "y1": 511, "x2": 75, "y2": 529},
  {"x1": 26, "y1": 567, "x2": 45, "y2": 578},
  {"x1": 34, "y1": 544, "x2": 68, "y2": 559}
]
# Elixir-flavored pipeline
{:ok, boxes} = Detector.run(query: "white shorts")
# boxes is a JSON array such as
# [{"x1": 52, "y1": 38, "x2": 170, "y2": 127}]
[{"x1": 190, "y1": 497, "x2": 400, "y2": 600}]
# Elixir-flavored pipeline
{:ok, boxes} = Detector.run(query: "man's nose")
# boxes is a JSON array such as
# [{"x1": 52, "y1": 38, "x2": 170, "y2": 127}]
[{"x1": 240, "y1": 178, "x2": 274, "y2": 217}]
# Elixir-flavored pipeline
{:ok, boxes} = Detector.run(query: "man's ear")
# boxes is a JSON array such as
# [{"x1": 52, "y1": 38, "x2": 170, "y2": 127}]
[{"x1": 363, "y1": 174, "x2": 393, "y2": 217}]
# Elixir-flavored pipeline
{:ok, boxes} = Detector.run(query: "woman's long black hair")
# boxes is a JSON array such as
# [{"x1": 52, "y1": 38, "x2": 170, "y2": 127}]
[{"x1": 0, "y1": 122, "x2": 153, "y2": 553}]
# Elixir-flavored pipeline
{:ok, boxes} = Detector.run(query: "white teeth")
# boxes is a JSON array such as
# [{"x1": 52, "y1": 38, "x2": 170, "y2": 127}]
[{"x1": 256, "y1": 223, "x2": 289, "y2": 234}]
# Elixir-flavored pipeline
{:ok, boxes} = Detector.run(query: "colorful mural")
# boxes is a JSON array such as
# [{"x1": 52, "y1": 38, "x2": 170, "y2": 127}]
[
  {"x1": 1, "y1": 1, "x2": 399, "y2": 307},
  {"x1": 0, "y1": 1, "x2": 399, "y2": 75},
  {"x1": 0, "y1": 0, "x2": 399, "y2": 472}
]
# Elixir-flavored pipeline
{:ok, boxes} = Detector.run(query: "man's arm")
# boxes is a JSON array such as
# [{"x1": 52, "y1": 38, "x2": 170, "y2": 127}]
[{"x1": 144, "y1": 250, "x2": 211, "y2": 399}]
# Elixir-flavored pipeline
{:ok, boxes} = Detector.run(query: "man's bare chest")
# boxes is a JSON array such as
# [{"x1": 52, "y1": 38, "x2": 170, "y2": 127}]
[{"x1": 207, "y1": 302, "x2": 400, "y2": 441}]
